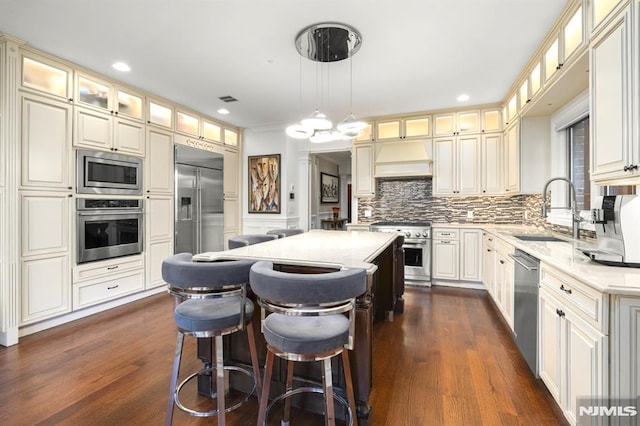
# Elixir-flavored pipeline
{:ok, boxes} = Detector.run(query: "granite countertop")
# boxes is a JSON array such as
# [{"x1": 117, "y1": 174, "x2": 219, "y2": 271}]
[
  {"x1": 192, "y1": 229, "x2": 398, "y2": 274},
  {"x1": 482, "y1": 225, "x2": 640, "y2": 296}
]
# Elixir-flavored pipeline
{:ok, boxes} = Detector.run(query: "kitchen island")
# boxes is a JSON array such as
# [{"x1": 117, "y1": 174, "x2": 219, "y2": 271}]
[{"x1": 193, "y1": 229, "x2": 405, "y2": 422}]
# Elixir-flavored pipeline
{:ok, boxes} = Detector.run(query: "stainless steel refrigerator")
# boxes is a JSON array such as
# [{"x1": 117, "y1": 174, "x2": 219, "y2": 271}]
[{"x1": 174, "y1": 145, "x2": 224, "y2": 254}]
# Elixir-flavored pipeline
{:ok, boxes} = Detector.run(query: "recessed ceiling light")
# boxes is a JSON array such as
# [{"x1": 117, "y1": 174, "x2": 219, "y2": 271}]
[
  {"x1": 112, "y1": 62, "x2": 131, "y2": 72},
  {"x1": 457, "y1": 94, "x2": 470, "y2": 102},
  {"x1": 217, "y1": 108, "x2": 230, "y2": 115}
]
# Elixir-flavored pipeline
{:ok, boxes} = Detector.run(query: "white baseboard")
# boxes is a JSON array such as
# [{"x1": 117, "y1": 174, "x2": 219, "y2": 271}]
[{"x1": 431, "y1": 280, "x2": 487, "y2": 291}]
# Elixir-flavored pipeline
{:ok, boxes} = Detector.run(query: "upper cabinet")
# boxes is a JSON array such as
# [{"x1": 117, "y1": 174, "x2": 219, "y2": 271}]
[
  {"x1": 591, "y1": 0, "x2": 625, "y2": 35},
  {"x1": 354, "y1": 121, "x2": 375, "y2": 142},
  {"x1": 75, "y1": 72, "x2": 145, "y2": 122},
  {"x1": 590, "y1": 3, "x2": 638, "y2": 184},
  {"x1": 202, "y1": 119, "x2": 222, "y2": 143},
  {"x1": 175, "y1": 109, "x2": 200, "y2": 137},
  {"x1": 223, "y1": 127, "x2": 239, "y2": 147},
  {"x1": 481, "y1": 108, "x2": 502, "y2": 133},
  {"x1": 376, "y1": 115, "x2": 431, "y2": 140},
  {"x1": 146, "y1": 98, "x2": 174, "y2": 129},
  {"x1": 434, "y1": 111, "x2": 480, "y2": 137},
  {"x1": 21, "y1": 53, "x2": 73, "y2": 102},
  {"x1": 506, "y1": 94, "x2": 518, "y2": 125},
  {"x1": 543, "y1": 4, "x2": 586, "y2": 84},
  {"x1": 175, "y1": 108, "x2": 238, "y2": 147}
]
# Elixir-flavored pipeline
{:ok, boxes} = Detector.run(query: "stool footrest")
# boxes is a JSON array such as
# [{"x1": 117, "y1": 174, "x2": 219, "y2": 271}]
[
  {"x1": 265, "y1": 386, "x2": 353, "y2": 426},
  {"x1": 175, "y1": 365, "x2": 256, "y2": 417}
]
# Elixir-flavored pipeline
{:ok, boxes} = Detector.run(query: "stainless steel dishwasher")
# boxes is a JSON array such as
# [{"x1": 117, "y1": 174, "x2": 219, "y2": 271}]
[{"x1": 509, "y1": 249, "x2": 540, "y2": 376}]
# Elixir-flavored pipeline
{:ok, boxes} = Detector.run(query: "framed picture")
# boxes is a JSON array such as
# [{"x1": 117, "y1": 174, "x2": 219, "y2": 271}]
[
  {"x1": 320, "y1": 172, "x2": 340, "y2": 203},
  {"x1": 248, "y1": 154, "x2": 281, "y2": 213}
]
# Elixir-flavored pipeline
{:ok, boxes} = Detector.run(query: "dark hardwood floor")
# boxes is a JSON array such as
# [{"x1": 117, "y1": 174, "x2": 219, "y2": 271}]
[{"x1": 0, "y1": 286, "x2": 566, "y2": 425}]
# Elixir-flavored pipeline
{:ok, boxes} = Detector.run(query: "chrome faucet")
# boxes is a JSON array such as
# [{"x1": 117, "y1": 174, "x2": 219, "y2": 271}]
[{"x1": 541, "y1": 177, "x2": 582, "y2": 240}]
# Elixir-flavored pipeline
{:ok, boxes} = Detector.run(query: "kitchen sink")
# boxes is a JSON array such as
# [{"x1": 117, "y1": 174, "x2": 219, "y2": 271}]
[{"x1": 514, "y1": 235, "x2": 566, "y2": 242}]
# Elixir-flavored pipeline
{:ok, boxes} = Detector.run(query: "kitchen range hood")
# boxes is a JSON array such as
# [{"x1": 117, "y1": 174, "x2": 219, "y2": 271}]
[{"x1": 374, "y1": 139, "x2": 432, "y2": 178}]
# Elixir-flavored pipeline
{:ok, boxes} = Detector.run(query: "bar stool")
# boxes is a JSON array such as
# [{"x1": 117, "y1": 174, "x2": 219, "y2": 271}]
[
  {"x1": 249, "y1": 261, "x2": 366, "y2": 426},
  {"x1": 228, "y1": 234, "x2": 278, "y2": 249},
  {"x1": 266, "y1": 228, "x2": 304, "y2": 239},
  {"x1": 162, "y1": 254, "x2": 262, "y2": 425}
]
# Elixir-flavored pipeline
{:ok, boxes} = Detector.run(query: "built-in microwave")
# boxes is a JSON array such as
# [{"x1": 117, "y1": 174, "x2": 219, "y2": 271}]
[{"x1": 76, "y1": 149, "x2": 143, "y2": 195}]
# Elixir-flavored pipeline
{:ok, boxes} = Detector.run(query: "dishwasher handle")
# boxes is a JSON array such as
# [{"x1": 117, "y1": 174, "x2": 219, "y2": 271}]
[{"x1": 508, "y1": 253, "x2": 539, "y2": 271}]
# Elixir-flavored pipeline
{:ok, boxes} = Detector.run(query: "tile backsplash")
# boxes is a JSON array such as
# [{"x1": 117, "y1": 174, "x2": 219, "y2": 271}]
[{"x1": 357, "y1": 177, "x2": 594, "y2": 238}]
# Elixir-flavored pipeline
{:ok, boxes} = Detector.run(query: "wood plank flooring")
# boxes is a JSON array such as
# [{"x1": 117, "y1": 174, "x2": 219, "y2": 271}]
[{"x1": 0, "y1": 286, "x2": 566, "y2": 425}]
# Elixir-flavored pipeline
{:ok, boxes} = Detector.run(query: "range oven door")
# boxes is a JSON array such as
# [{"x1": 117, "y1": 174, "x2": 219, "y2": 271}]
[
  {"x1": 403, "y1": 239, "x2": 431, "y2": 284},
  {"x1": 77, "y1": 210, "x2": 144, "y2": 264}
]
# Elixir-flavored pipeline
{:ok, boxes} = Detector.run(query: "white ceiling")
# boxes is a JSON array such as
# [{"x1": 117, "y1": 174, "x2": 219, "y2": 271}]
[{"x1": 0, "y1": 0, "x2": 568, "y2": 131}]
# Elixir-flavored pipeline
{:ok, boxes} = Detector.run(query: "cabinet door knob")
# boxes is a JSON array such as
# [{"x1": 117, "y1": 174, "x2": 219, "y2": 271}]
[
  {"x1": 556, "y1": 309, "x2": 565, "y2": 317},
  {"x1": 68, "y1": 194, "x2": 73, "y2": 197}
]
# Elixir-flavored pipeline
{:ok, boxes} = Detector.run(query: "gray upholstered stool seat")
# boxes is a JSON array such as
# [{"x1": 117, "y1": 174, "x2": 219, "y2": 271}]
[
  {"x1": 175, "y1": 297, "x2": 255, "y2": 333},
  {"x1": 250, "y1": 260, "x2": 366, "y2": 426},
  {"x1": 228, "y1": 233, "x2": 278, "y2": 249},
  {"x1": 263, "y1": 314, "x2": 349, "y2": 355},
  {"x1": 162, "y1": 253, "x2": 262, "y2": 426},
  {"x1": 266, "y1": 228, "x2": 304, "y2": 239}
]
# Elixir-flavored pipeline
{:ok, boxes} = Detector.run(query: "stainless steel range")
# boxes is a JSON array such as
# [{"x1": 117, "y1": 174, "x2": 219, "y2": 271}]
[{"x1": 370, "y1": 221, "x2": 431, "y2": 286}]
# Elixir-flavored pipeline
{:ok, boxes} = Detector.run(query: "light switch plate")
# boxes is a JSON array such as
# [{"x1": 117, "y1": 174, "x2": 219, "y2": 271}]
[{"x1": 467, "y1": 210, "x2": 473, "y2": 218}]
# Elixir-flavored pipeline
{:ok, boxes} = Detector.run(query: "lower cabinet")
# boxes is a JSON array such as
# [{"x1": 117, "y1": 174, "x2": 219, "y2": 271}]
[
  {"x1": 538, "y1": 265, "x2": 608, "y2": 426},
  {"x1": 492, "y1": 237, "x2": 514, "y2": 330},
  {"x1": 72, "y1": 255, "x2": 145, "y2": 310},
  {"x1": 145, "y1": 194, "x2": 173, "y2": 289},
  {"x1": 482, "y1": 232, "x2": 496, "y2": 297},
  {"x1": 21, "y1": 254, "x2": 71, "y2": 324},
  {"x1": 432, "y1": 228, "x2": 482, "y2": 284},
  {"x1": 609, "y1": 295, "x2": 640, "y2": 403},
  {"x1": 146, "y1": 240, "x2": 172, "y2": 290}
]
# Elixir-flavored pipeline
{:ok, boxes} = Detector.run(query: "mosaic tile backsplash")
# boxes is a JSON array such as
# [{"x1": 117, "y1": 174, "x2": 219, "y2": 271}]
[{"x1": 357, "y1": 177, "x2": 595, "y2": 239}]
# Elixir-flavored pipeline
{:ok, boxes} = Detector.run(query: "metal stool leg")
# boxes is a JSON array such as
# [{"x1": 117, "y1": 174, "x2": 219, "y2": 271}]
[
  {"x1": 246, "y1": 322, "x2": 262, "y2": 399},
  {"x1": 166, "y1": 332, "x2": 184, "y2": 426},
  {"x1": 282, "y1": 360, "x2": 295, "y2": 425},
  {"x1": 322, "y1": 358, "x2": 336, "y2": 426},
  {"x1": 215, "y1": 335, "x2": 226, "y2": 426},
  {"x1": 342, "y1": 350, "x2": 358, "y2": 426},
  {"x1": 258, "y1": 350, "x2": 275, "y2": 426}
]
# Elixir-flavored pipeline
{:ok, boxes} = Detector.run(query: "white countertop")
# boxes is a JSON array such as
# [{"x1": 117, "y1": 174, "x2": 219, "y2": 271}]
[
  {"x1": 192, "y1": 229, "x2": 399, "y2": 274},
  {"x1": 482, "y1": 225, "x2": 640, "y2": 296}
]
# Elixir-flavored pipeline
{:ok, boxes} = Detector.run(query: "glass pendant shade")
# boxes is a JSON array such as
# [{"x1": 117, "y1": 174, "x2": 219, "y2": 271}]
[
  {"x1": 286, "y1": 123, "x2": 314, "y2": 139},
  {"x1": 300, "y1": 110, "x2": 332, "y2": 130},
  {"x1": 337, "y1": 113, "x2": 367, "y2": 133},
  {"x1": 309, "y1": 130, "x2": 335, "y2": 143}
]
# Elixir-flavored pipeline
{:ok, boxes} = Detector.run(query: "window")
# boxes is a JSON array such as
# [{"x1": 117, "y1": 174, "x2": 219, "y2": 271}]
[{"x1": 567, "y1": 117, "x2": 590, "y2": 210}]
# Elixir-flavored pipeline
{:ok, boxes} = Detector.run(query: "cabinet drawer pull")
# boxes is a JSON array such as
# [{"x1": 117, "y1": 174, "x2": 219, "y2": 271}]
[
  {"x1": 441, "y1": 233, "x2": 451, "y2": 236},
  {"x1": 499, "y1": 260, "x2": 505, "y2": 264},
  {"x1": 107, "y1": 285, "x2": 119, "y2": 290},
  {"x1": 555, "y1": 308, "x2": 565, "y2": 317},
  {"x1": 440, "y1": 240, "x2": 450, "y2": 244},
  {"x1": 560, "y1": 284, "x2": 572, "y2": 295},
  {"x1": 107, "y1": 266, "x2": 119, "y2": 270}
]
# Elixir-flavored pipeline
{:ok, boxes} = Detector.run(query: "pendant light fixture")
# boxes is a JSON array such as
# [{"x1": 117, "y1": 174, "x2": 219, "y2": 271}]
[{"x1": 285, "y1": 23, "x2": 365, "y2": 142}]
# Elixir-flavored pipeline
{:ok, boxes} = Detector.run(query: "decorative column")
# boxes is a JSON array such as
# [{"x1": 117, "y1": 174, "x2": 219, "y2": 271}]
[
  {"x1": 297, "y1": 154, "x2": 312, "y2": 231},
  {"x1": 0, "y1": 34, "x2": 24, "y2": 346}
]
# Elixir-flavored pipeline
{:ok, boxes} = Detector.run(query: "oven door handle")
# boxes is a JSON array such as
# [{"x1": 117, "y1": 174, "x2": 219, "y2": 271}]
[
  {"x1": 403, "y1": 241, "x2": 428, "y2": 247},
  {"x1": 78, "y1": 211, "x2": 142, "y2": 216}
]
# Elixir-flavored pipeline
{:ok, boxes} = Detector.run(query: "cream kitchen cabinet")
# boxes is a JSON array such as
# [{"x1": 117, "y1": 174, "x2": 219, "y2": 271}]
[
  {"x1": 146, "y1": 98, "x2": 174, "y2": 129},
  {"x1": 175, "y1": 109, "x2": 200, "y2": 137},
  {"x1": 503, "y1": 121, "x2": 520, "y2": 193},
  {"x1": 20, "y1": 93, "x2": 73, "y2": 190},
  {"x1": 482, "y1": 232, "x2": 496, "y2": 298},
  {"x1": 145, "y1": 127, "x2": 174, "y2": 194},
  {"x1": 145, "y1": 195, "x2": 173, "y2": 290},
  {"x1": 480, "y1": 108, "x2": 502, "y2": 133},
  {"x1": 376, "y1": 115, "x2": 431, "y2": 140},
  {"x1": 432, "y1": 228, "x2": 482, "y2": 284},
  {"x1": 72, "y1": 255, "x2": 145, "y2": 309},
  {"x1": 223, "y1": 127, "x2": 239, "y2": 147},
  {"x1": 74, "y1": 106, "x2": 145, "y2": 156},
  {"x1": 538, "y1": 264, "x2": 608, "y2": 426},
  {"x1": 590, "y1": 4, "x2": 639, "y2": 184},
  {"x1": 75, "y1": 73, "x2": 145, "y2": 122},
  {"x1": 433, "y1": 110, "x2": 480, "y2": 136},
  {"x1": 543, "y1": 5, "x2": 586, "y2": 85},
  {"x1": 223, "y1": 147, "x2": 239, "y2": 198},
  {"x1": 20, "y1": 191, "x2": 72, "y2": 324},
  {"x1": 353, "y1": 143, "x2": 375, "y2": 197},
  {"x1": 354, "y1": 121, "x2": 374, "y2": 142},
  {"x1": 494, "y1": 237, "x2": 514, "y2": 330},
  {"x1": 433, "y1": 134, "x2": 481, "y2": 195},
  {"x1": 481, "y1": 133, "x2": 503, "y2": 195},
  {"x1": 591, "y1": 0, "x2": 626, "y2": 34},
  {"x1": 610, "y1": 295, "x2": 640, "y2": 404},
  {"x1": 21, "y1": 52, "x2": 73, "y2": 102},
  {"x1": 506, "y1": 93, "x2": 518, "y2": 125}
]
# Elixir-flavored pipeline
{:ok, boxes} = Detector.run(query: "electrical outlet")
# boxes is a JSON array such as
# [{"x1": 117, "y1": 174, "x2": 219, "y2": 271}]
[
  {"x1": 524, "y1": 211, "x2": 529, "y2": 220},
  {"x1": 364, "y1": 209, "x2": 372, "y2": 218},
  {"x1": 467, "y1": 210, "x2": 473, "y2": 218}
]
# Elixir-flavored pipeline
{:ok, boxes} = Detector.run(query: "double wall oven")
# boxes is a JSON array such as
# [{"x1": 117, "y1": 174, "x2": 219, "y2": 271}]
[
  {"x1": 370, "y1": 221, "x2": 432, "y2": 286},
  {"x1": 75, "y1": 150, "x2": 144, "y2": 264}
]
